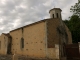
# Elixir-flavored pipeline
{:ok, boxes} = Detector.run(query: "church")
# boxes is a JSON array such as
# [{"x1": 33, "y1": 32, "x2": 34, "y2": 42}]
[{"x1": 0, "y1": 8, "x2": 72, "y2": 60}]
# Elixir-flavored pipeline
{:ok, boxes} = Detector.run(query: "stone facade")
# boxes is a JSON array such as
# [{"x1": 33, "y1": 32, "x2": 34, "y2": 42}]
[
  {"x1": 0, "y1": 33, "x2": 11, "y2": 55},
  {"x1": 0, "y1": 8, "x2": 72, "y2": 60},
  {"x1": 10, "y1": 21, "x2": 47, "y2": 58}
]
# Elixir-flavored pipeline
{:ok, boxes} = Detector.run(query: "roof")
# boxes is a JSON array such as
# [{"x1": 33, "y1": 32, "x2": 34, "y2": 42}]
[
  {"x1": 2, "y1": 33, "x2": 11, "y2": 37},
  {"x1": 49, "y1": 8, "x2": 62, "y2": 13},
  {"x1": 10, "y1": 19, "x2": 48, "y2": 32},
  {"x1": 10, "y1": 18, "x2": 59, "y2": 32},
  {"x1": 2, "y1": 33, "x2": 10, "y2": 37}
]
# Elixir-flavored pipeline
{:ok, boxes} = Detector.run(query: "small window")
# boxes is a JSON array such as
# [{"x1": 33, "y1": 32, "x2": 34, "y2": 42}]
[
  {"x1": 53, "y1": 14, "x2": 54, "y2": 18},
  {"x1": 60, "y1": 14, "x2": 61, "y2": 18},
  {"x1": 56, "y1": 13, "x2": 58, "y2": 18},
  {"x1": 4, "y1": 37, "x2": 5, "y2": 39},
  {"x1": 21, "y1": 38, "x2": 24, "y2": 48},
  {"x1": 22, "y1": 28, "x2": 23, "y2": 33}
]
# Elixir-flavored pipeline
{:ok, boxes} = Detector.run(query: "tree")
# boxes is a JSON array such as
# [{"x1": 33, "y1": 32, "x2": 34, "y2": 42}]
[
  {"x1": 69, "y1": 15, "x2": 80, "y2": 43},
  {"x1": 63, "y1": 15, "x2": 80, "y2": 43},
  {"x1": 64, "y1": 0, "x2": 80, "y2": 43},
  {"x1": 70, "y1": 0, "x2": 80, "y2": 17}
]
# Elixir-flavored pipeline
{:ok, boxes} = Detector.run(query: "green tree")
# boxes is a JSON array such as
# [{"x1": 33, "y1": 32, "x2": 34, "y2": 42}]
[
  {"x1": 63, "y1": 15, "x2": 80, "y2": 43},
  {"x1": 70, "y1": 0, "x2": 80, "y2": 17},
  {"x1": 69, "y1": 15, "x2": 80, "y2": 43},
  {"x1": 64, "y1": 0, "x2": 80, "y2": 43}
]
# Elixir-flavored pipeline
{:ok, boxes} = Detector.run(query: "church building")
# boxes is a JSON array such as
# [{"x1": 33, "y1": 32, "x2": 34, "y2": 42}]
[{"x1": 0, "y1": 8, "x2": 72, "y2": 60}]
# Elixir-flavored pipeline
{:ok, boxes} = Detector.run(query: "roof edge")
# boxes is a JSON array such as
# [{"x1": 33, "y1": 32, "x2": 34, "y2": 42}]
[
  {"x1": 10, "y1": 18, "x2": 60, "y2": 32},
  {"x1": 49, "y1": 8, "x2": 62, "y2": 13}
]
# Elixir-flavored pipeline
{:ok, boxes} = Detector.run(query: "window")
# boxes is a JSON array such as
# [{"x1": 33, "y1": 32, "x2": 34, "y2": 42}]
[
  {"x1": 53, "y1": 14, "x2": 54, "y2": 18},
  {"x1": 56, "y1": 13, "x2": 58, "y2": 18},
  {"x1": 21, "y1": 38, "x2": 24, "y2": 48},
  {"x1": 4, "y1": 37, "x2": 5, "y2": 39},
  {"x1": 60, "y1": 14, "x2": 61, "y2": 18},
  {"x1": 22, "y1": 28, "x2": 23, "y2": 33},
  {"x1": 0, "y1": 41, "x2": 1, "y2": 49}
]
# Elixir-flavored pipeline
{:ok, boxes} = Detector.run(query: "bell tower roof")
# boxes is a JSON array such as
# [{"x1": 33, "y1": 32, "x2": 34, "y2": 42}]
[{"x1": 49, "y1": 8, "x2": 62, "y2": 13}]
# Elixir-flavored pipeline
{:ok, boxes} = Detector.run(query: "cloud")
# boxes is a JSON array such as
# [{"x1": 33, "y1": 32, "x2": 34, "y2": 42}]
[{"x1": 0, "y1": 0, "x2": 78, "y2": 34}]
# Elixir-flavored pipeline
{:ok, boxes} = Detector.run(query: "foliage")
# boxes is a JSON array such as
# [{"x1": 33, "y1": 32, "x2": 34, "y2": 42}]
[
  {"x1": 64, "y1": 0, "x2": 80, "y2": 43},
  {"x1": 70, "y1": 0, "x2": 80, "y2": 17},
  {"x1": 63, "y1": 15, "x2": 80, "y2": 43}
]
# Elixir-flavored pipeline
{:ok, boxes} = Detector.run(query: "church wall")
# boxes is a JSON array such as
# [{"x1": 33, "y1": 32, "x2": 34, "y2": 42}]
[
  {"x1": 10, "y1": 21, "x2": 47, "y2": 58},
  {"x1": 0, "y1": 34, "x2": 9, "y2": 55},
  {"x1": 64, "y1": 24, "x2": 72, "y2": 44},
  {"x1": 46, "y1": 19, "x2": 72, "y2": 59},
  {"x1": 46, "y1": 18, "x2": 61, "y2": 59},
  {"x1": 47, "y1": 18, "x2": 61, "y2": 48},
  {"x1": 23, "y1": 21, "x2": 47, "y2": 58},
  {"x1": 10, "y1": 29, "x2": 22, "y2": 55},
  {"x1": 47, "y1": 48, "x2": 56, "y2": 59},
  {"x1": 47, "y1": 44, "x2": 59, "y2": 59}
]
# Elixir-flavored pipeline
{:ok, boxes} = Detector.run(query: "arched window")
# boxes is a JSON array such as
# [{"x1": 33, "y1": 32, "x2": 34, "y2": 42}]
[
  {"x1": 21, "y1": 38, "x2": 24, "y2": 48},
  {"x1": 53, "y1": 14, "x2": 54, "y2": 18},
  {"x1": 56, "y1": 13, "x2": 58, "y2": 18}
]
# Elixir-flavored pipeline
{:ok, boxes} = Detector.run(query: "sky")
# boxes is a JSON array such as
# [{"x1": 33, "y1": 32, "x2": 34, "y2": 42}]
[{"x1": 0, "y1": 0, "x2": 78, "y2": 34}]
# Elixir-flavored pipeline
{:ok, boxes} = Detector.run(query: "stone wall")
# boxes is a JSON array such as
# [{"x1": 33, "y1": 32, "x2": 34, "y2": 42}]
[
  {"x1": 10, "y1": 21, "x2": 47, "y2": 58},
  {"x1": 0, "y1": 34, "x2": 9, "y2": 55},
  {"x1": 47, "y1": 18, "x2": 61, "y2": 48}
]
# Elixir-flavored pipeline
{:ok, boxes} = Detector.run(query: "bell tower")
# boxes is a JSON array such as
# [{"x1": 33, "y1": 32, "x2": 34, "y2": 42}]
[{"x1": 49, "y1": 8, "x2": 62, "y2": 19}]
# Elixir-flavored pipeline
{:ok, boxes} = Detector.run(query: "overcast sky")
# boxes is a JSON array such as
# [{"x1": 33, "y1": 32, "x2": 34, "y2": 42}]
[{"x1": 0, "y1": 0, "x2": 78, "y2": 34}]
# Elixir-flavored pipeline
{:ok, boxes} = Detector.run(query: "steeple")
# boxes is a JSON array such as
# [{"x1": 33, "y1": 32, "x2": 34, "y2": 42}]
[{"x1": 49, "y1": 8, "x2": 62, "y2": 19}]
